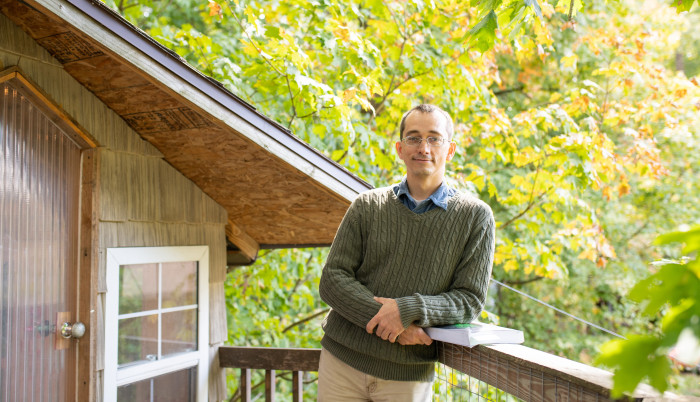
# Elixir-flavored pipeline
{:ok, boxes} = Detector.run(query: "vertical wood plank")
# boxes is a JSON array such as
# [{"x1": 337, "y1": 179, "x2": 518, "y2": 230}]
[
  {"x1": 208, "y1": 282, "x2": 227, "y2": 344},
  {"x1": 240, "y1": 368, "x2": 252, "y2": 402},
  {"x1": 207, "y1": 344, "x2": 226, "y2": 402},
  {"x1": 265, "y1": 370, "x2": 276, "y2": 402},
  {"x1": 78, "y1": 147, "x2": 99, "y2": 401},
  {"x1": 292, "y1": 371, "x2": 303, "y2": 402}
]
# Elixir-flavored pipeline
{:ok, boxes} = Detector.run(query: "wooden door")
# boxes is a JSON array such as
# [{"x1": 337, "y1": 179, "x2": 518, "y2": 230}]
[{"x1": 0, "y1": 76, "x2": 82, "y2": 401}]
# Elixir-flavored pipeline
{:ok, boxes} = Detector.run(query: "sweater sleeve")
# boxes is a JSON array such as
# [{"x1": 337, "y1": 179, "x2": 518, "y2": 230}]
[
  {"x1": 319, "y1": 199, "x2": 381, "y2": 328},
  {"x1": 394, "y1": 205, "x2": 495, "y2": 328}
]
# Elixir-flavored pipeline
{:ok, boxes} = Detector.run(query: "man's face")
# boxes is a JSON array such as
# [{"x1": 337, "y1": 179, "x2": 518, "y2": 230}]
[{"x1": 395, "y1": 111, "x2": 456, "y2": 180}]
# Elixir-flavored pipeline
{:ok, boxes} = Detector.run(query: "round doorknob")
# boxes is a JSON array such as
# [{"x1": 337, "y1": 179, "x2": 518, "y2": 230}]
[{"x1": 60, "y1": 322, "x2": 86, "y2": 339}]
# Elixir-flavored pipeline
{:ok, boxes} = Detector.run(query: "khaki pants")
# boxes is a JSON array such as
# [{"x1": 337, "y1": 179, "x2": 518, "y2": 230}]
[{"x1": 317, "y1": 348, "x2": 433, "y2": 402}]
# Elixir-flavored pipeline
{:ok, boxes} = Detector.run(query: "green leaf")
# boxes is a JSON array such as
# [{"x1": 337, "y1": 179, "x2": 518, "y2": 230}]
[
  {"x1": 525, "y1": 0, "x2": 543, "y2": 19},
  {"x1": 264, "y1": 25, "x2": 281, "y2": 39},
  {"x1": 654, "y1": 224, "x2": 700, "y2": 254},
  {"x1": 468, "y1": 10, "x2": 499, "y2": 53},
  {"x1": 596, "y1": 335, "x2": 665, "y2": 398},
  {"x1": 671, "y1": 0, "x2": 699, "y2": 12}
]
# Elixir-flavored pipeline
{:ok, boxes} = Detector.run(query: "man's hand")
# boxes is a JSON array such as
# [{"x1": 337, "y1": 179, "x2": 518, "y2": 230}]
[
  {"x1": 366, "y1": 297, "x2": 404, "y2": 343},
  {"x1": 397, "y1": 324, "x2": 433, "y2": 346}
]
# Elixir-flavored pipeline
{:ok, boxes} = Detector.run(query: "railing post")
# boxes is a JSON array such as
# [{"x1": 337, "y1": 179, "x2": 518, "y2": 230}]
[
  {"x1": 265, "y1": 369, "x2": 276, "y2": 402},
  {"x1": 240, "y1": 368, "x2": 252, "y2": 402},
  {"x1": 292, "y1": 371, "x2": 303, "y2": 402}
]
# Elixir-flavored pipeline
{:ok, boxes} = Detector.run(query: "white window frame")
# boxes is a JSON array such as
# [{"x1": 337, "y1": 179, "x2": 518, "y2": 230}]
[{"x1": 104, "y1": 246, "x2": 209, "y2": 402}]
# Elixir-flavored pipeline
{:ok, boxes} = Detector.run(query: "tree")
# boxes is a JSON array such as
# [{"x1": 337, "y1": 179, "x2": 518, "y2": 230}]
[{"x1": 105, "y1": 0, "x2": 700, "y2": 397}]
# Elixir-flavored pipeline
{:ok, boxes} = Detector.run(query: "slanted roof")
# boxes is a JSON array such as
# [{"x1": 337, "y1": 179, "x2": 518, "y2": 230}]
[{"x1": 0, "y1": 0, "x2": 372, "y2": 260}]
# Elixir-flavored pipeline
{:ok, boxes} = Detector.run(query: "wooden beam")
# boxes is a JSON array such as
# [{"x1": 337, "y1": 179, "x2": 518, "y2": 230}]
[
  {"x1": 77, "y1": 148, "x2": 99, "y2": 402},
  {"x1": 227, "y1": 250, "x2": 256, "y2": 267},
  {"x1": 0, "y1": 67, "x2": 99, "y2": 148},
  {"x1": 219, "y1": 347, "x2": 321, "y2": 372},
  {"x1": 225, "y1": 220, "x2": 259, "y2": 262}
]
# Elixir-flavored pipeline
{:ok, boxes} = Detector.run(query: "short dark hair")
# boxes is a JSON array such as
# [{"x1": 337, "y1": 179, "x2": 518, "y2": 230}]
[{"x1": 398, "y1": 104, "x2": 454, "y2": 140}]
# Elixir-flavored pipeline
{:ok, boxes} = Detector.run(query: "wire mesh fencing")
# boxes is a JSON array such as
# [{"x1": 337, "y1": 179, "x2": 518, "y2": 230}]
[{"x1": 434, "y1": 341, "x2": 613, "y2": 402}]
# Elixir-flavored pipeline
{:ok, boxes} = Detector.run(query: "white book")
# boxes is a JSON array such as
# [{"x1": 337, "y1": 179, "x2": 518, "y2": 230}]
[{"x1": 425, "y1": 322, "x2": 524, "y2": 347}]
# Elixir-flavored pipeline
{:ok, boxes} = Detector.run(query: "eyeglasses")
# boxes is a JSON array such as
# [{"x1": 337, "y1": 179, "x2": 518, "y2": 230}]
[{"x1": 401, "y1": 136, "x2": 450, "y2": 147}]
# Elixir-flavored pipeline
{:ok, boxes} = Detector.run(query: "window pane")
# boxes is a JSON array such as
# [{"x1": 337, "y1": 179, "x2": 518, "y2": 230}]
[
  {"x1": 119, "y1": 263, "x2": 158, "y2": 314},
  {"x1": 118, "y1": 314, "x2": 158, "y2": 366},
  {"x1": 161, "y1": 261, "x2": 197, "y2": 308},
  {"x1": 162, "y1": 309, "x2": 197, "y2": 357},
  {"x1": 117, "y1": 366, "x2": 197, "y2": 402}
]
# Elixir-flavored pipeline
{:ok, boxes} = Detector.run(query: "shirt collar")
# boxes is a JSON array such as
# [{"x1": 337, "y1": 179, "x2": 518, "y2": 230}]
[{"x1": 394, "y1": 177, "x2": 455, "y2": 211}]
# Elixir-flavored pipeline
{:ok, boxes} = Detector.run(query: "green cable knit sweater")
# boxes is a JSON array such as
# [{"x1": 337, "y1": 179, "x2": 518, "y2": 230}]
[{"x1": 319, "y1": 186, "x2": 495, "y2": 382}]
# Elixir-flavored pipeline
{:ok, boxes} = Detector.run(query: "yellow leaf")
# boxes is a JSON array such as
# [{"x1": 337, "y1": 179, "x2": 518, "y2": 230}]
[
  {"x1": 534, "y1": 20, "x2": 553, "y2": 47},
  {"x1": 207, "y1": 0, "x2": 222, "y2": 17},
  {"x1": 541, "y1": 2, "x2": 555, "y2": 18},
  {"x1": 561, "y1": 54, "x2": 578, "y2": 68},
  {"x1": 342, "y1": 88, "x2": 357, "y2": 102},
  {"x1": 577, "y1": 249, "x2": 596, "y2": 262}
]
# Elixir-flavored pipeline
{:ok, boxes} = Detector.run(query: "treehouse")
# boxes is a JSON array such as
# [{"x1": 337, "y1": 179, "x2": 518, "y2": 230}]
[{"x1": 0, "y1": 0, "x2": 675, "y2": 400}]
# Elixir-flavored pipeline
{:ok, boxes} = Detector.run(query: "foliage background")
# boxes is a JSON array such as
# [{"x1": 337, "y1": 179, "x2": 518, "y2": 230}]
[{"x1": 105, "y1": 0, "x2": 700, "y2": 398}]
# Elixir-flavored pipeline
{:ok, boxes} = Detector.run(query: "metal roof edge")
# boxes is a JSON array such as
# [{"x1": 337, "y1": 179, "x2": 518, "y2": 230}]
[{"x1": 59, "y1": 0, "x2": 373, "y2": 195}]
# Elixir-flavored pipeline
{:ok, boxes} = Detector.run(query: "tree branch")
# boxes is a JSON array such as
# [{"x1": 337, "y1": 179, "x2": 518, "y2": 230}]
[
  {"x1": 226, "y1": 3, "x2": 285, "y2": 77},
  {"x1": 493, "y1": 84, "x2": 525, "y2": 96},
  {"x1": 501, "y1": 276, "x2": 545, "y2": 286},
  {"x1": 498, "y1": 185, "x2": 553, "y2": 230},
  {"x1": 281, "y1": 308, "x2": 330, "y2": 333},
  {"x1": 285, "y1": 75, "x2": 298, "y2": 128}
]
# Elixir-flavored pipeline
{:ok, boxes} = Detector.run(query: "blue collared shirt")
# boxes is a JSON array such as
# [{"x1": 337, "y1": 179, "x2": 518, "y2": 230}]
[{"x1": 392, "y1": 178, "x2": 456, "y2": 214}]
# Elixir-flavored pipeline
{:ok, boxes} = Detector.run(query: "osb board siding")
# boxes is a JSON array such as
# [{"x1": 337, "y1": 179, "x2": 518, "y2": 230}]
[
  {"x1": 62, "y1": 54, "x2": 150, "y2": 92},
  {"x1": 0, "y1": 13, "x2": 162, "y2": 157},
  {"x1": 97, "y1": 83, "x2": 184, "y2": 115},
  {"x1": 143, "y1": 126, "x2": 350, "y2": 245},
  {"x1": 0, "y1": 14, "x2": 59, "y2": 66},
  {"x1": 0, "y1": 0, "x2": 65, "y2": 40}
]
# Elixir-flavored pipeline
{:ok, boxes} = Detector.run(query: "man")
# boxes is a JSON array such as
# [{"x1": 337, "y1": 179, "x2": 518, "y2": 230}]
[{"x1": 318, "y1": 104, "x2": 495, "y2": 401}]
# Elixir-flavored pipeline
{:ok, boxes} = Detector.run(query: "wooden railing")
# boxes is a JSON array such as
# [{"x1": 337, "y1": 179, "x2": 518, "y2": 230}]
[
  {"x1": 219, "y1": 343, "x2": 665, "y2": 401},
  {"x1": 219, "y1": 346, "x2": 321, "y2": 402}
]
